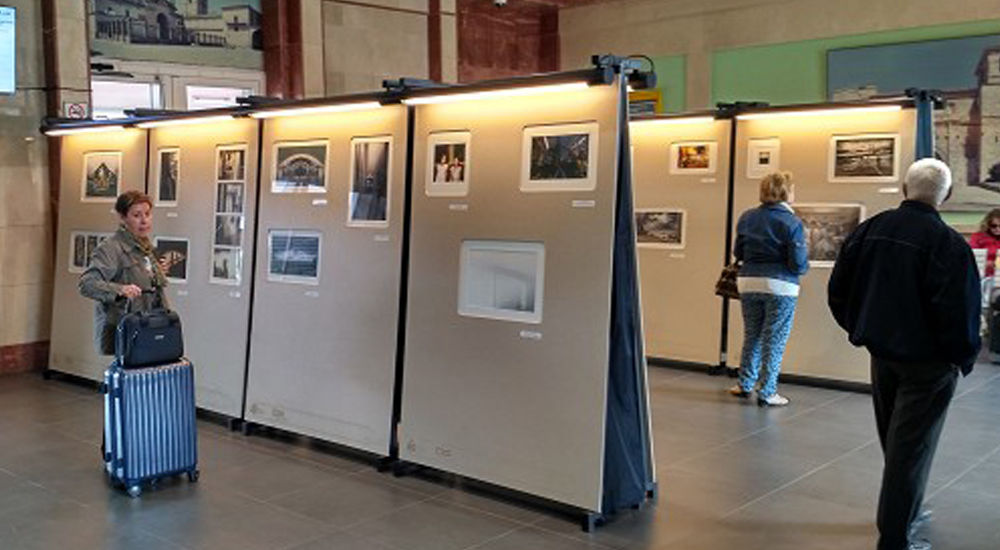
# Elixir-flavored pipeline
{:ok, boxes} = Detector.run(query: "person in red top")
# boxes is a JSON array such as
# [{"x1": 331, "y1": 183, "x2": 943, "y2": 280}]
[{"x1": 969, "y1": 208, "x2": 1000, "y2": 276}]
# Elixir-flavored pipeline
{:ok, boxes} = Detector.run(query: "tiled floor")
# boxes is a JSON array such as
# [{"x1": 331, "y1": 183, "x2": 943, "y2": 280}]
[{"x1": 1, "y1": 363, "x2": 999, "y2": 550}]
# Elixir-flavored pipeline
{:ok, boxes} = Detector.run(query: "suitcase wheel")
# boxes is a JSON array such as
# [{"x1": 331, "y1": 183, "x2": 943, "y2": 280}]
[
  {"x1": 127, "y1": 485, "x2": 142, "y2": 498},
  {"x1": 188, "y1": 470, "x2": 200, "y2": 483}
]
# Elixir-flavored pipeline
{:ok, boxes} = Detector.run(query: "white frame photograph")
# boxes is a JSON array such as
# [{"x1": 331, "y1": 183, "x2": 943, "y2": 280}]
[
  {"x1": 348, "y1": 136, "x2": 393, "y2": 228},
  {"x1": 273, "y1": 139, "x2": 329, "y2": 194},
  {"x1": 669, "y1": 141, "x2": 717, "y2": 176},
  {"x1": 155, "y1": 147, "x2": 181, "y2": 207},
  {"x1": 635, "y1": 208, "x2": 687, "y2": 250},
  {"x1": 746, "y1": 138, "x2": 781, "y2": 180},
  {"x1": 69, "y1": 231, "x2": 112, "y2": 273},
  {"x1": 81, "y1": 151, "x2": 122, "y2": 203},
  {"x1": 210, "y1": 246, "x2": 242, "y2": 286},
  {"x1": 792, "y1": 203, "x2": 867, "y2": 267},
  {"x1": 520, "y1": 122, "x2": 599, "y2": 192},
  {"x1": 268, "y1": 229, "x2": 322, "y2": 285},
  {"x1": 828, "y1": 133, "x2": 900, "y2": 183},
  {"x1": 154, "y1": 236, "x2": 191, "y2": 284},
  {"x1": 216, "y1": 144, "x2": 247, "y2": 183},
  {"x1": 426, "y1": 131, "x2": 471, "y2": 197},
  {"x1": 458, "y1": 240, "x2": 546, "y2": 324}
]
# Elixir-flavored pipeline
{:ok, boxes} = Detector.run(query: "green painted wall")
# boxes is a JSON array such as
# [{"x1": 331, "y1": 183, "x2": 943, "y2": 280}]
[
  {"x1": 711, "y1": 19, "x2": 1000, "y2": 105},
  {"x1": 649, "y1": 54, "x2": 686, "y2": 112}
]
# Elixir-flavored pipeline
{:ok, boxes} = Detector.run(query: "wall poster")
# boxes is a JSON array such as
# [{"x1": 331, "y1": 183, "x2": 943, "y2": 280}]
[
  {"x1": 521, "y1": 122, "x2": 599, "y2": 192},
  {"x1": 82, "y1": 152, "x2": 121, "y2": 202},
  {"x1": 792, "y1": 203, "x2": 866, "y2": 267}
]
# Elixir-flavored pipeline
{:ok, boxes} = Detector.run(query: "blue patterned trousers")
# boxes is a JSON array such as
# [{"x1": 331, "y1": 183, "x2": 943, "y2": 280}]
[{"x1": 738, "y1": 293, "x2": 798, "y2": 398}]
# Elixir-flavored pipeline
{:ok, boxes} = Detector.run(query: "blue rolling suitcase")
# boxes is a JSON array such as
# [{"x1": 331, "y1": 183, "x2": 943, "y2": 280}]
[{"x1": 102, "y1": 359, "x2": 200, "y2": 497}]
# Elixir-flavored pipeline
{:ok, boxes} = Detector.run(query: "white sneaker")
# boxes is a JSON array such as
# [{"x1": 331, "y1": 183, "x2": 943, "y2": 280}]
[{"x1": 757, "y1": 393, "x2": 790, "y2": 407}]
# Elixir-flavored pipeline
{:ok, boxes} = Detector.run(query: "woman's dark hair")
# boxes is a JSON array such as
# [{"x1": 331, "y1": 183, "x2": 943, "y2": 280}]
[
  {"x1": 114, "y1": 190, "x2": 153, "y2": 217},
  {"x1": 979, "y1": 208, "x2": 1000, "y2": 233}
]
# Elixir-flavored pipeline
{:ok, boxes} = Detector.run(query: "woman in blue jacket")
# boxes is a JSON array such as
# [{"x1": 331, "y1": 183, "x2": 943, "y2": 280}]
[{"x1": 730, "y1": 172, "x2": 809, "y2": 406}]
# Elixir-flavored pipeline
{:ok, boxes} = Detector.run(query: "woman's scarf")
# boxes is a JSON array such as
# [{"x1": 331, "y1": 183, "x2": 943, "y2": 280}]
[{"x1": 117, "y1": 225, "x2": 168, "y2": 288}]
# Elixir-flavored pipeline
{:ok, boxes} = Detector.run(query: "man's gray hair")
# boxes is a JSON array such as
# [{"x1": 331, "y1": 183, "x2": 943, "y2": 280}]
[{"x1": 904, "y1": 158, "x2": 952, "y2": 206}]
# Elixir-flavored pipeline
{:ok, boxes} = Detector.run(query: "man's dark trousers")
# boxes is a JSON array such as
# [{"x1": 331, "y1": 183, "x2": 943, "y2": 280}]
[{"x1": 871, "y1": 357, "x2": 959, "y2": 550}]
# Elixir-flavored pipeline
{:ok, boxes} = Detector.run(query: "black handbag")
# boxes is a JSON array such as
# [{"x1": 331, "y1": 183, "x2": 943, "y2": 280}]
[
  {"x1": 115, "y1": 289, "x2": 184, "y2": 368},
  {"x1": 715, "y1": 262, "x2": 741, "y2": 300}
]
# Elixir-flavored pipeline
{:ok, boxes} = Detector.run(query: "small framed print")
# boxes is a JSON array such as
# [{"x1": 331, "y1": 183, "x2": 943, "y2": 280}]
[
  {"x1": 154, "y1": 236, "x2": 190, "y2": 283},
  {"x1": 669, "y1": 141, "x2": 716, "y2": 175},
  {"x1": 214, "y1": 214, "x2": 243, "y2": 247},
  {"x1": 217, "y1": 145, "x2": 247, "y2": 182},
  {"x1": 426, "y1": 131, "x2": 471, "y2": 197},
  {"x1": 792, "y1": 203, "x2": 866, "y2": 267},
  {"x1": 458, "y1": 240, "x2": 545, "y2": 324},
  {"x1": 82, "y1": 152, "x2": 121, "y2": 202},
  {"x1": 273, "y1": 140, "x2": 328, "y2": 193},
  {"x1": 635, "y1": 208, "x2": 686, "y2": 250},
  {"x1": 210, "y1": 246, "x2": 242, "y2": 285},
  {"x1": 268, "y1": 230, "x2": 322, "y2": 285},
  {"x1": 521, "y1": 122, "x2": 599, "y2": 192},
  {"x1": 348, "y1": 136, "x2": 392, "y2": 227},
  {"x1": 69, "y1": 231, "x2": 111, "y2": 273},
  {"x1": 746, "y1": 138, "x2": 781, "y2": 180},
  {"x1": 829, "y1": 134, "x2": 900, "y2": 183},
  {"x1": 216, "y1": 181, "x2": 245, "y2": 214},
  {"x1": 155, "y1": 148, "x2": 180, "y2": 206}
]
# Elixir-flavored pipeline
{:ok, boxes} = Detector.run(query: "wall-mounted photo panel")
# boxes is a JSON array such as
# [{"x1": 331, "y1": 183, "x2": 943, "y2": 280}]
[
  {"x1": 214, "y1": 214, "x2": 243, "y2": 247},
  {"x1": 211, "y1": 247, "x2": 242, "y2": 285},
  {"x1": 829, "y1": 133, "x2": 899, "y2": 183},
  {"x1": 458, "y1": 240, "x2": 545, "y2": 324},
  {"x1": 82, "y1": 152, "x2": 121, "y2": 202},
  {"x1": 273, "y1": 140, "x2": 328, "y2": 193},
  {"x1": 216, "y1": 145, "x2": 247, "y2": 182},
  {"x1": 521, "y1": 122, "x2": 599, "y2": 192},
  {"x1": 426, "y1": 131, "x2": 471, "y2": 197},
  {"x1": 635, "y1": 208, "x2": 686, "y2": 249},
  {"x1": 348, "y1": 136, "x2": 391, "y2": 226},
  {"x1": 746, "y1": 138, "x2": 781, "y2": 179},
  {"x1": 156, "y1": 148, "x2": 180, "y2": 206},
  {"x1": 669, "y1": 141, "x2": 716, "y2": 175},
  {"x1": 268, "y1": 230, "x2": 321, "y2": 285},
  {"x1": 792, "y1": 203, "x2": 866, "y2": 267},
  {"x1": 154, "y1": 236, "x2": 190, "y2": 283},
  {"x1": 216, "y1": 182, "x2": 245, "y2": 214}
]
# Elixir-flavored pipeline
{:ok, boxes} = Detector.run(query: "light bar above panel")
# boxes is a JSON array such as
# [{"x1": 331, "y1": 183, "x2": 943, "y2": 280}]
[
  {"x1": 136, "y1": 115, "x2": 237, "y2": 129},
  {"x1": 736, "y1": 105, "x2": 902, "y2": 121},
  {"x1": 250, "y1": 101, "x2": 382, "y2": 119},
  {"x1": 630, "y1": 116, "x2": 716, "y2": 126},
  {"x1": 44, "y1": 125, "x2": 129, "y2": 137},
  {"x1": 403, "y1": 82, "x2": 591, "y2": 105}
]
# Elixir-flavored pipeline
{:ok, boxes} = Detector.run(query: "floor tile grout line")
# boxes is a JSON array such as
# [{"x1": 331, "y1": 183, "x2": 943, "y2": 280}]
[
  {"x1": 459, "y1": 525, "x2": 535, "y2": 550},
  {"x1": 424, "y1": 493, "x2": 551, "y2": 528},
  {"x1": 925, "y1": 440, "x2": 1000, "y2": 502},
  {"x1": 669, "y1": 392, "x2": 854, "y2": 469},
  {"x1": 524, "y1": 519, "x2": 628, "y2": 550},
  {"x1": 718, "y1": 438, "x2": 877, "y2": 520},
  {"x1": 338, "y1": 495, "x2": 441, "y2": 532}
]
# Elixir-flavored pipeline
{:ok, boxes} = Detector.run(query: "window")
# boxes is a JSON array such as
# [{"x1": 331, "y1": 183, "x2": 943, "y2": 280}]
[
  {"x1": 91, "y1": 80, "x2": 162, "y2": 119},
  {"x1": 185, "y1": 85, "x2": 251, "y2": 111}
]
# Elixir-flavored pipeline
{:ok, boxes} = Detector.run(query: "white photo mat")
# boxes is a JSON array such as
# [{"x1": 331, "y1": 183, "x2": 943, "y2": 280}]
[
  {"x1": 153, "y1": 236, "x2": 190, "y2": 283},
  {"x1": 267, "y1": 229, "x2": 322, "y2": 285},
  {"x1": 669, "y1": 141, "x2": 717, "y2": 175},
  {"x1": 746, "y1": 138, "x2": 781, "y2": 179},
  {"x1": 520, "y1": 122, "x2": 599, "y2": 192},
  {"x1": 828, "y1": 133, "x2": 900, "y2": 183},
  {"x1": 210, "y1": 246, "x2": 242, "y2": 286},
  {"x1": 348, "y1": 136, "x2": 393, "y2": 228},
  {"x1": 425, "y1": 130, "x2": 471, "y2": 197},
  {"x1": 216, "y1": 144, "x2": 248, "y2": 183},
  {"x1": 458, "y1": 240, "x2": 546, "y2": 324},
  {"x1": 68, "y1": 231, "x2": 113, "y2": 273},
  {"x1": 635, "y1": 208, "x2": 687, "y2": 250},
  {"x1": 792, "y1": 202, "x2": 867, "y2": 267},
  {"x1": 81, "y1": 151, "x2": 122, "y2": 203},
  {"x1": 272, "y1": 139, "x2": 329, "y2": 193},
  {"x1": 155, "y1": 147, "x2": 181, "y2": 207}
]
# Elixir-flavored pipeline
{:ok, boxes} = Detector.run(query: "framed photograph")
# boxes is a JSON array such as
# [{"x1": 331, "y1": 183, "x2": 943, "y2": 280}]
[
  {"x1": 635, "y1": 209, "x2": 686, "y2": 249},
  {"x1": 69, "y1": 232, "x2": 87, "y2": 273},
  {"x1": 216, "y1": 182, "x2": 245, "y2": 214},
  {"x1": 210, "y1": 247, "x2": 242, "y2": 285},
  {"x1": 669, "y1": 141, "x2": 716, "y2": 175},
  {"x1": 155, "y1": 148, "x2": 180, "y2": 206},
  {"x1": 273, "y1": 140, "x2": 328, "y2": 193},
  {"x1": 521, "y1": 122, "x2": 599, "y2": 192},
  {"x1": 426, "y1": 131, "x2": 471, "y2": 197},
  {"x1": 348, "y1": 136, "x2": 392, "y2": 227},
  {"x1": 154, "y1": 237, "x2": 190, "y2": 283},
  {"x1": 217, "y1": 145, "x2": 246, "y2": 182},
  {"x1": 829, "y1": 134, "x2": 900, "y2": 183},
  {"x1": 458, "y1": 240, "x2": 545, "y2": 324},
  {"x1": 82, "y1": 152, "x2": 121, "y2": 202},
  {"x1": 746, "y1": 138, "x2": 781, "y2": 179},
  {"x1": 268, "y1": 230, "x2": 322, "y2": 285},
  {"x1": 214, "y1": 214, "x2": 243, "y2": 247},
  {"x1": 792, "y1": 203, "x2": 866, "y2": 267}
]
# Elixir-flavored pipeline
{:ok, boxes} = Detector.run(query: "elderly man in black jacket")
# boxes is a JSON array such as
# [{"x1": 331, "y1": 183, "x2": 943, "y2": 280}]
[{"x1": 828, "y1": 158, "x2": 981, "y2": 550}]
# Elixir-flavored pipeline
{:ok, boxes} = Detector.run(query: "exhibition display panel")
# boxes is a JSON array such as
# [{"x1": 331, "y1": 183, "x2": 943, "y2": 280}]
[
  {"x1": 49, "y1": 129, "x2": 148, "y2": 381},
  {"x1": 399, "y1": 73, "x2": 653, "y2": 515},
  {"x1": 147, "y1": 118, "x2": 260, "y2": 417},
  {"x1": 729, "y1": 103, "x2": 917, "y2": 383},
  {"x1": 630, "y1": 116, "x2": 732, "y2": 366},
  {"x1": 243, "y1": 103, "x2": 408, "y2": 456}
]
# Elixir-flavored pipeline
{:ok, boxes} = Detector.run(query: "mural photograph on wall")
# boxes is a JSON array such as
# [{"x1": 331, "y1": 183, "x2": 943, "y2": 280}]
[
  {"x1": 90, "y1": 1, "x2": 263, "y2": 69},
  {"x1": 828, "y1": 34, "x2": 1000, "y2": 210}
]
